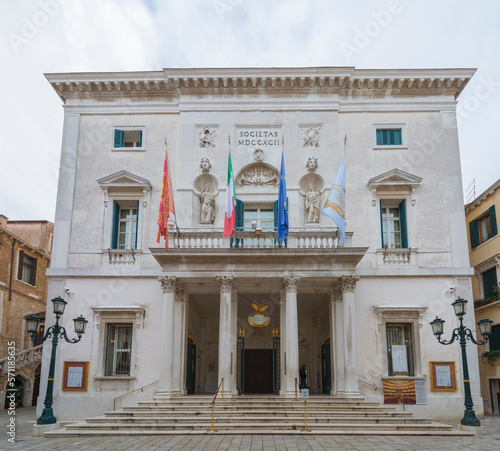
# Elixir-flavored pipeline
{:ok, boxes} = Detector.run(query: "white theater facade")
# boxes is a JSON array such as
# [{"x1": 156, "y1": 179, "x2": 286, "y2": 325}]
[{"x1": 40, "y1": 66, "x2": 481, "y2": 421}]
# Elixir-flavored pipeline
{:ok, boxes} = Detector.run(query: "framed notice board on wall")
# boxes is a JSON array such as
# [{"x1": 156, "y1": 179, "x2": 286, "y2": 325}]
[
  {"x1": 62, "y1": 361, "x2": 89, "y2": 391},
  {"x1": 430, "y1": 362, "x2": 457, "y2": 391}
]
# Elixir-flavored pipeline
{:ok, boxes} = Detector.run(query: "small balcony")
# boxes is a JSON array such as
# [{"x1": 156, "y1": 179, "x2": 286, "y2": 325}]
[{"x1": 168, "y1": 227, "x2": 351, "y2": 249}]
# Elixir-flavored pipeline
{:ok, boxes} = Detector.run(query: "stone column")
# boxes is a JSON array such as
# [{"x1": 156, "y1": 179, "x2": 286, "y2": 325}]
[
  {"x1": 158, "y1": 276, "x2": 179, "y2": 397},
  {"x1": 340, "y1": 275, "x2": 363, "y2": 398},
  {"x1": 217, "y1": 275, "x2": 234, "y2": 398},
  {"x1": 231, "y1": 289, "x2": 238, "y2": 395},
  {"x1": 173, "y1": 287, "x2": 187, "y2": 395},
  {"x1": 331, "y1": 286, "x2": 345, "y2": 396},
  {"x1": 283, "y1": 276, "x2": 301, "y2": 398},
  {"x1": 279, "y1": 289, "x2": 287, "y2": 395}
]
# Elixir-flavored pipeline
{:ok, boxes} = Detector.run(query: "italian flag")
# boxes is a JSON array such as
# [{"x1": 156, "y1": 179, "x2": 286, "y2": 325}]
[{"x1": 224, "y1": 151, "x2": 235, "y2": 237}]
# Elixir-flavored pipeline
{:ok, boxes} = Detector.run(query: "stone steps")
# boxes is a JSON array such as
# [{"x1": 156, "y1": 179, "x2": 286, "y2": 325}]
[{"x1": 45, "y1": 396, "x2": 472, "y2": 436}]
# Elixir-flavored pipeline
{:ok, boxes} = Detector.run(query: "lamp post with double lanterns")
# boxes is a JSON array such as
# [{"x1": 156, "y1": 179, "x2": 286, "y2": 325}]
[
  {"x1": 430, "y1": 298, "x2": 493, "y2": 427},
  {"x1": 26, "y1": 296, "x2": 88, "y2": 425}
]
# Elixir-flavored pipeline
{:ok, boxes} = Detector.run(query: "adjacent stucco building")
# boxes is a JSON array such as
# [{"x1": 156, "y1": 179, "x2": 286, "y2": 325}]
[
  {"x1": 466, "y1": 178, "x2": 500, "y2": 414},
  {"x1": 41, "y1": 66, "x2": 480, "y2": 422}
]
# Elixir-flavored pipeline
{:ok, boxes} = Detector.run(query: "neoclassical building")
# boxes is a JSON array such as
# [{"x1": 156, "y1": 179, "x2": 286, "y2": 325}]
[{"x1": 40, "y1": 66, "x2": 481, "y2": 421}]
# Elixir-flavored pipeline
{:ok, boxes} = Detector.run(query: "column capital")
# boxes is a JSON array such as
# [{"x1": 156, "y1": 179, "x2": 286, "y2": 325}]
[
  {"x1": 159, "y1": 276, "x2": 179, "y2": 293},
  {"x1": 339, "y1": 275, "x2": 359, "y2": 293},
  {"x1": 283, "y1": 276, "x2": 301, "y2": 293},
  {"x1": 331, "y1": 285, "x2": 343, "y2": 301},
  {"x1": 216, "y1": 275, "x2": 235, "y2": 293}
]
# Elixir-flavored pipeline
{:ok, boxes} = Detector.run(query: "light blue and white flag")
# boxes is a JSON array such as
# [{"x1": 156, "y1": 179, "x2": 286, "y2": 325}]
[{"x1": 321, "y1": 156, "x2": 346, "y2": 245}]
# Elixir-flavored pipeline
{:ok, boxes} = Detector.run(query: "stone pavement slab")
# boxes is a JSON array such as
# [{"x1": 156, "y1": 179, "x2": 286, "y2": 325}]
[{"x1": 1, "y1": 407, "x2": 500, "y2": 450}]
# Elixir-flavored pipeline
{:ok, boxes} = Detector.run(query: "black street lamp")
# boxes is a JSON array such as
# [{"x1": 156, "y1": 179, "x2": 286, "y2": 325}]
[
  {"x1": 26, "y1": 296, "x2": 88, "y2": 425},
  {"x1": 430, "y1": 298, "x2": 493, "y2": 427}
]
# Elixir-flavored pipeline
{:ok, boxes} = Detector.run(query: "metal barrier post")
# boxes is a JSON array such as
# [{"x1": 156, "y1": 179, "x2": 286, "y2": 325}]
[
  {"x1": 302, "y1": 399, "x2": 310, "y2": 432},
  {"x1": 209, "y1": 401, "x2": 217, "y2": 433}
]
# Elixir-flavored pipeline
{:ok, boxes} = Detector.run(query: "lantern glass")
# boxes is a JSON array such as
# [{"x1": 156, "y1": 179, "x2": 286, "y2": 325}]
[
  {"x1": 477, "y1": 317, "x2": 493, "y2": 337},
  {"x1": 430, "y1": 317, "x2": 445, "y2": 336},
  {"x1": 452, "y1": 298, "x2": 467, "y2": 317},
  {"x1": 73, "y1": 316, "x2": 88, "y2": 334},
  {"x1": 26, "y1": 316, "x2": 41, "y2": 333},
  {"x1": 52, "y1": 297, "x2": 67, "y2": 315}
]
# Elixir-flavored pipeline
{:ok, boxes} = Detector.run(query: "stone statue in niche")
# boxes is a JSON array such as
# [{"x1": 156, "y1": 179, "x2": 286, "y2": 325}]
[
  {"x1": 301, "y1": 127, "x2": 321, "y2": 148},
  {"x1": 306, "y1": 156, "x2": 318, "y2": 173},
  {"x1": 305, "y1": 184, "x2": 321, "y2": 223},
  {"x1": 198, "y1": 127, "x2": 216, "y2": 148},
  {"x1": 200, "y1": 157, "x2": 212, "y2": 173},
  {"x1": 199, "y1": 184, "x2": 216, "y2": 224}
]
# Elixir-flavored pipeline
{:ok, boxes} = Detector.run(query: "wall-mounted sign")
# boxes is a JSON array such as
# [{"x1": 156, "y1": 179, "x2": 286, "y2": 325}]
[
  {"x1": 382, "y1": 378, "x2": 416, "y2": 405},
  {"x1": 62, "y1": 361, "x2": 89, "y2": 391},
  {"x1": 430, "y1": 362, "x2": 457, "y2": 391}
]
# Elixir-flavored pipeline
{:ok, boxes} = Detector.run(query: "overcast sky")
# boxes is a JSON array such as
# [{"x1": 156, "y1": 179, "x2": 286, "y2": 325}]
[{"x1": 1, "y1": 0, "x2": 499, "y2": 221}]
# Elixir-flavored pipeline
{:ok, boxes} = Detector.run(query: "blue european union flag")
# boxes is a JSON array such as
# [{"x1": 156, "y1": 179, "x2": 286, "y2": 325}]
[{"x1": 277, "y1": 151, "x2": 288, "y2": 244}]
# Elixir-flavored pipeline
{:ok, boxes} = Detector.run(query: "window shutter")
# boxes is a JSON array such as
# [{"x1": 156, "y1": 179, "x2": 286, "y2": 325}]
[
  {"x1": 379, "y1": 201, "x2": 385, "y2": 248},
  {"x1": 469, "y1": 219, "x2": 480, "y2": 249},
  {"x1": 399, "y1": 199, "x2": 408, "y2": 248},
  {"x1": 230, "y1": 199, "x2": 244, "y2": 248},
  {"x1": 138, "y1": 131, "x2": 143, "y2": 148},
  {"x1": 489, "y1": 205, "x2": 498, "y2": 237},
  {"x1": 17, "y1": 250, "x2": 24, "y2": 280},
  {"x1": 30, "y1": 257, "x2": 37, "y2": 286},
  {"x1": 112, "y1": 201, "x2": 120, "y2": 249},
  {"x1": 376, "y1": 130, "x2": 383, "y2": 145},
  {"x1": 394, "y1": 130, "x2": 402, "y2": 145},
  {"x1": 114, "y1": 129, "x2": 124, "y2": 147},
  {"x1": 235, "y1": 199, "x2": 244, "y2": 230},
  {"x1": 490, "y1": 325, "x2": 500, "y2": 351},
  {"x1": 482, "y1": 267, "x2": 498, "y2": 298},
  {"x1": 134, "y1": 201, "x2": 139, "y2": 249}
]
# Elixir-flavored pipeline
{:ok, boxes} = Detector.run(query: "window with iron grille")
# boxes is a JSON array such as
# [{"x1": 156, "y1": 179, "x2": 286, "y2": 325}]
[
  {"x1": 386, "y1": 323, "x2": 414, "y2": 376},
  {"x1": 105, "y1": 324, "x2": 132, "y2": 376}
]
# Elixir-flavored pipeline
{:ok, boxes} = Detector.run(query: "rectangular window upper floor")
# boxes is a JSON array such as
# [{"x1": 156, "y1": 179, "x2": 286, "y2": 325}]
[
  {"x1": 469, "y1": 205, "x2": 498, "y2": 249},
  {"x1": 373, "y1": 124, "x2": 407, "y2": 149},
  {"x1": 112, "y1": 127, "x2": 145, "y2": 151}
]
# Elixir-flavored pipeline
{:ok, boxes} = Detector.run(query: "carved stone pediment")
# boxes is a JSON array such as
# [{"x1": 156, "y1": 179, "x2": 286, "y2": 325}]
[
  {"x1": 235, "y1": 163, "x2": 279, "y2": 188},
  {"x1": 97, "y1": 170, "x2": 152, "y2": 191},
  {"x1": 367, "y1": 169, "x2": 422, "y2": 190}
]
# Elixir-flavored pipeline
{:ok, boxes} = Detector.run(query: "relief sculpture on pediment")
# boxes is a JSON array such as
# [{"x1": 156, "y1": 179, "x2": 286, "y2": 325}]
[{"x1": 235, "y1": 164, "x2": 279, "y2": 188}]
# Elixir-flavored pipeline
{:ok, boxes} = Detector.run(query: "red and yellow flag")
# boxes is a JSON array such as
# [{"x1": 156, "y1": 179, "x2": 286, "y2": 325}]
[{"x1": 157, "y1": 148, "x2": 175, "y2": 250}]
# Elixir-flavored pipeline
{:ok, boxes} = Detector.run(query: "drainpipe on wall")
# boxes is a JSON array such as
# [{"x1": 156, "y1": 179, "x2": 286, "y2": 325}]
[{"x1": 9, "y1": 238, "x2": 15, "y2": 301}]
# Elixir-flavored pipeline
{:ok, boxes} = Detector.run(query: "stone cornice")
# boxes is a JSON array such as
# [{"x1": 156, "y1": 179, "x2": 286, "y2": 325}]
[{"x1": 46, "y1": 67, "x2": 476, "y2": 104}]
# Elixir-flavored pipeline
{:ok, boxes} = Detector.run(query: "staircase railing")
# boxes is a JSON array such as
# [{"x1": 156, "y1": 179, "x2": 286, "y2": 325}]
[
  {"x1": 208, "y1": 378, "x2": 224, "y2": 433},
  {"x1": 0, "y1": 345, "x2": 43, "y2": 374},
  {"x1": 113, "y1": 380, "x2": 159, "y2": 410}
]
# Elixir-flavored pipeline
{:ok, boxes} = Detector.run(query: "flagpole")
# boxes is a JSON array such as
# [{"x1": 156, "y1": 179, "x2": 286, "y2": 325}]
[
  {"x1": 164, "y1": 135, "x2": 180, "y2": 233},
  {"x1": 343, "y1": 134, "x2": 347, "y2": 155}
]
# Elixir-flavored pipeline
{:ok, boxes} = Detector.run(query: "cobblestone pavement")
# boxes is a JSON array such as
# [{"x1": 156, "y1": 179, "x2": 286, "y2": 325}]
[{"x1": 1, "y1": 407, "x2": 500, "y2": 450}]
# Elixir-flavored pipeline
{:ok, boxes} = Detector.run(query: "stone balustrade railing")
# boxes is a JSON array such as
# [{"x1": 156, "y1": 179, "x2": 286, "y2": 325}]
[
  {"x1": 0, "y1": 345, "x2": 43, "y2": 374},
  {"x1": 383, "y1": 247, "x2": 412, "y2": 264},
  {"x1": 107, "y1": 249, "x2": 138, "y2": 265},
  {"x1": 170, "y1": 227, "x2": 351, "y2": 249}
]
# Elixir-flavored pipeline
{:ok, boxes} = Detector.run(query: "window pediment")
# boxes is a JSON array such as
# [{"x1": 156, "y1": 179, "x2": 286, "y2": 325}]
[
  {"x1": 98, "y1": 170, "x2": 152, "y2": 192},
  {"x1": 367, "y1": 169, "x2": 422, "y2": 191}
]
